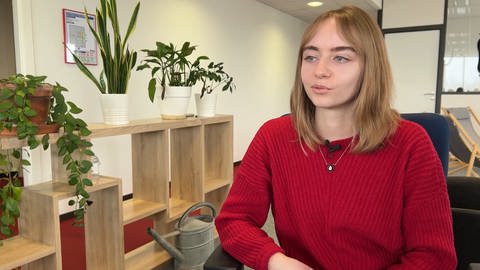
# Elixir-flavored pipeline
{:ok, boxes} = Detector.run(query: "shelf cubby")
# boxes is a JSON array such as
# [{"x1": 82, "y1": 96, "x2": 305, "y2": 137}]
[
  {"x1": 203, "y1": 118, "x2": 233, "y2": 194},
  {"x1": 0, "y1": 236, "x2": 56, "y2": 270}
]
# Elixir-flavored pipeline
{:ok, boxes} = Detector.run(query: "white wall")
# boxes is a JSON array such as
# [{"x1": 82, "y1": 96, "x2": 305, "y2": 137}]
[{"x1": 13, "y1": 0, "x2": 306, "y2": 195}]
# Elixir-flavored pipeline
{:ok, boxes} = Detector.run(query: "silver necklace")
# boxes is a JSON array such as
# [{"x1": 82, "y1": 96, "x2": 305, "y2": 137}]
[{"x1": 319, "y1": 141, "x2": 352, "y2": 173}]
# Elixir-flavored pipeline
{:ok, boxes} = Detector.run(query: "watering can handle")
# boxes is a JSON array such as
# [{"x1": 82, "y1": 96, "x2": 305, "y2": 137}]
[{"x1": 178, "y1": 201, "x2": 216, "y2": 227}]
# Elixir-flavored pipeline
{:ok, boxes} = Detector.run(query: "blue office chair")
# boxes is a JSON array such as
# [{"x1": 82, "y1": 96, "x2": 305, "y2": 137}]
[
  {"x1": 204, "y1": 113, "x2": 464, "y2": 270},
  {"x1": 401, "y1": 113, "x2": 449, "y2": 177}
]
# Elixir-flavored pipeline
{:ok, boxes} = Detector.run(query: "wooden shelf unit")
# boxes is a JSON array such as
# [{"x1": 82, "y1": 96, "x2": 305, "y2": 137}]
[
  {"x1": 0, "y1": 115, "x2": 233, "y2": 269},
  {"x1": 0, "y1": 176, "x2": 123, "y2": 270}
]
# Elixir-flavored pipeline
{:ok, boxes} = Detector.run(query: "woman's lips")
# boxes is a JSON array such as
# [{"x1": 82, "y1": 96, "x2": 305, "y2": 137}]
[{"x1": 311, "y1": 84, "x2": 331, "y2": 93}]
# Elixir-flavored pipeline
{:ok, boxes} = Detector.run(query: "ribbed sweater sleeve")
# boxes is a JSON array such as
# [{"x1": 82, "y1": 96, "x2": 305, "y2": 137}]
[
  {"x1": 386, "y1": 123, "x2": 456, "y2": 269},
  {"x1": 215, "y1": 120, "x2": 284, "y2": 270},
  {"x1": 215, "y1": 116, "x2": 456, "y2": 270}
]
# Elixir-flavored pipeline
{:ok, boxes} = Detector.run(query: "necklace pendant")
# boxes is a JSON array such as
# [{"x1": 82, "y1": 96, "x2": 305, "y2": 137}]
[{"x1": 327, "y1": 164, "x2": 334, "y2": 172}]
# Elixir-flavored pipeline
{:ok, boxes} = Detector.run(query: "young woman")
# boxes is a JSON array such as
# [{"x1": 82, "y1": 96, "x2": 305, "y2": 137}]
[{"x1": 215, "y1": 5, "x2": 456, "y2": 270}]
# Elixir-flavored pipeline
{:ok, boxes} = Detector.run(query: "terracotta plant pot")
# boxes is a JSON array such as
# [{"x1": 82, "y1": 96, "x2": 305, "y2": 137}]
[
  {"x1": 29, "y1": 83, "x2": 53, "y2": 125},
  {"x1": 0, "y1": 82, "x2": 59, "y2": 136}
]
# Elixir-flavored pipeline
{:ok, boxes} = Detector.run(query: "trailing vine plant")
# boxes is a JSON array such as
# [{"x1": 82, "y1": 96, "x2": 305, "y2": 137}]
[{"x1": 0, "y1": 74, "x2": 94, "y2": 244}]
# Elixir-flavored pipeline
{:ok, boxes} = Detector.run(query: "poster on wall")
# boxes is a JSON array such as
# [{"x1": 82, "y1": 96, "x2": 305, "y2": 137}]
[{"x1": 62, "y1": 9, "x2": 97, "y2": 65}]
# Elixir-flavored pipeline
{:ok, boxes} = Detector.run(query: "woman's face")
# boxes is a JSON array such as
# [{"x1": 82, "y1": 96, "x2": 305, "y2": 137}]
[{"x1": 301, "y1": 18, "x2": 364, "y2": 112}]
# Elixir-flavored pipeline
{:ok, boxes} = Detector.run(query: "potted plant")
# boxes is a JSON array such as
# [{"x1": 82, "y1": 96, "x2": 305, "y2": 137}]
[
  {"x1": 195, "y1": 61, "x2": 235, "y2": 117},
  {"x1": 70, "y1": 0, "x2": 140, "y2": 125},
  {"x1": 136, "y1": 41, "x2": 208, "y2": 119},
  {"x1": 0, "y1": 74, "x2": 94, "y2": 243}
]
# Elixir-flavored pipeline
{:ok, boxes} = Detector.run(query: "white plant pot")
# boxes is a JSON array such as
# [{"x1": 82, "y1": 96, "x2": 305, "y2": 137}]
[
  {"x1": 195, "y1": 93, "x2": 217, "y2": 117},
  {"x1": 161, "y1": 86, "x2": 192, "y2": 119},
  {"x1": 100, "y1": 93, "x2": 129, "y2": 125}
]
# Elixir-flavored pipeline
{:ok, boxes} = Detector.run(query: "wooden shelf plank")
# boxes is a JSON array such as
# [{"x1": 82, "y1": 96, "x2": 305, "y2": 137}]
[
  {"x1": 0, "y1": 133, "x2": 60, "y2": 150},
  {"x1": 124, "y1": 241, "x2": 172, "y2": 270},
  {"x1": 0, "y1": 115, "x2": 227, "y2": 149},
  {"x1": 0, "y1": 236, "x2": 55, "y2": 270},
  {"x1": 22, "y1": 176, "x2": 120, "y2": 199},
  {"x1": 205, "y1": 178, "x2": 231, "y2": 193},
  {"x1": 88, "y1": 117, "x2": 202, "y2": 138},
  {"x1": 197, "y1": 114, "x2": 233, "y2": 125},
  {"x1": 123, "y1": 199, "x2": 167, "y2": 225}
]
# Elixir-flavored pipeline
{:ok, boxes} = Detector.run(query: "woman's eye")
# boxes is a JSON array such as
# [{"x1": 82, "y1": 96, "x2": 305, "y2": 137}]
[
  {"x1": 333, "y1": 56, "x2": 349, "y2": 63},
  {"x1": 303, "y1": 55, "x2": 317, "y2": 62}
]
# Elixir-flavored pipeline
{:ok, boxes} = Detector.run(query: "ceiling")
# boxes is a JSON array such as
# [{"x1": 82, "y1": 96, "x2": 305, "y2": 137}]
[{"x1": 255, "y1": 0, "x2": 379, "y2": 23}]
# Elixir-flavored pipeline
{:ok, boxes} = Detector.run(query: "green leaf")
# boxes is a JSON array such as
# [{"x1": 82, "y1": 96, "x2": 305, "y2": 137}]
[
  {"x1": 67, "y1": 101, "x2": 83, "y2": 114},
  {"x1": 75, "y1": 118, "x2": 88, "y2": 128},
  {"x1": 5, "y1": 197, "x2": 19, "y2": 213},
  {"x1": 68, "y1": 199, "x2": 75, "y2": 206},
  {"x1": 12, "y1": 186, "x2": 22, "y2": 200},
  {"x1": 136, "y1": 63, "x2": 151, "y2": 71},
  {"x1": 79, "y1": 160, "x2": 93, "y2": 173},
  {"x1": 21, "y1": 159, "x2": 31, "y2": 166},
  {"x1": 79, "y1": 189, "x2": 90, "y2": 199},
  {"x1": 63, "y1": 154, "x2": 72, "y2": 165},
  {"x1": 41, "y1": 134, "x2": 50, "y2": 150},
  {"x1": 0, "y1": 101, "x2": 13, "y2": 111},
  {"x1": 79, "y1": 198, "x2": 86, "y2": 207},
  {"x1": 23, "y1": 107, "x2": 36, "y2": 117},
  {"x1": 70, "y1": 51, "x2": 106, "y2": 94},
  {"x1": 68, "y1": 177, "x2": 79, "y2": 185},
  {"x1": 14, "y1": 93, "x2": 25, "y2": 107},
  {"x1": 1, "y1": 225, "x2": 12, "y2": 237},
  {"x1": 122, "y1": 2, "x2": 140, "y2": 49},
  {"x1": 27, "y1": 135, "x2": 40, "y2": 149},
  {"x1": 83, "y1": 178, "x2": 93, "y2": 186},
  {"x1": 58, "y1": 145, "x2": 67, "y2": 156},
  {"x1": 148, "y1": 78, "x2": 156, "y2": 102},
  {"x1": 1, "y1": 214, "x2": 14, "y2": 226},
  {"x1": 66, "y1": 161, "x2": 76, "y2": 171},
  {"x1": 0, "y1": 89, "x2": 14, "y2": 99},
  {"x1": 74, "y1": 209, "x2": 85, "y2": 221},
  {"x1": 12, "y1": 149, "x2": 21, "y2": 159},
  {"x1": 83, "y1": 149, "x2": 95, "y2": 156}
]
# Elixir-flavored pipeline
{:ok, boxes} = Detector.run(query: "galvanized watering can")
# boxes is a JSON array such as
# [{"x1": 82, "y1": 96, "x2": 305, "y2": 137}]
[{"x1": 147, "y1": 201, "x2": 216, "y2": 270}]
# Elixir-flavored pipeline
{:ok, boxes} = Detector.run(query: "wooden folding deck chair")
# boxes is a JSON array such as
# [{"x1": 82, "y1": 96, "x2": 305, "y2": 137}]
[{"x1": 442, "y1": 107, "x2": 480, "y2": 176}]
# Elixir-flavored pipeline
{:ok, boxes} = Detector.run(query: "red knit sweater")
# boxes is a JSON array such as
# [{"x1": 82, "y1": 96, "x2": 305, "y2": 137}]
[{"x1": 215, "y1": 115, "x2": 456, "y2": 270}]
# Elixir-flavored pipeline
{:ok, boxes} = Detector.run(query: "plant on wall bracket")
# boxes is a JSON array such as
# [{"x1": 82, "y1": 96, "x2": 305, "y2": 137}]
[{"x1": 0, "y1": 74, "x2": 94, "y2": 244}]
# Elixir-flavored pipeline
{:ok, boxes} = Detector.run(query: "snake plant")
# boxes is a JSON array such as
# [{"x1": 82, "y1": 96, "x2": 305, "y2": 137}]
[{"x1": 71, "y1": 0, "x2": 140, "y2": 94}]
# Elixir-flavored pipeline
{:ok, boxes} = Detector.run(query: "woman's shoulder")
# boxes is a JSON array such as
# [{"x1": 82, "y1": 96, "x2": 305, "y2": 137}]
[
  {"x1": 257, "y1": 114, "x2": 296, "y2": 139},
  {"x1": 393, "y1": 118, "x2": 431, "y2": 144},
  {"x1": 262, "y1": 114, "x2": 292, "y2": 129}
]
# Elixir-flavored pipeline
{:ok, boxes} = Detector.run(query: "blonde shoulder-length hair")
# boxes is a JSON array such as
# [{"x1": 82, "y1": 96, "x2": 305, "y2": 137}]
[{"x1": 290, "y1": 5, "x2": 400, "y2": 153}]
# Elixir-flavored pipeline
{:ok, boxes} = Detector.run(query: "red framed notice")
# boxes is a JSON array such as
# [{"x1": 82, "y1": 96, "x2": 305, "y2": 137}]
[{"x1": 62, "y1": 8, "x2": 97, "y2": 65}]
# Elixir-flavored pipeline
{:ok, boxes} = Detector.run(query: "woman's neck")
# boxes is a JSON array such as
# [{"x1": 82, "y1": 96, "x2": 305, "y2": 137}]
[{"x1": 315, "y1": 108, "x2": 355, "y2": 141}]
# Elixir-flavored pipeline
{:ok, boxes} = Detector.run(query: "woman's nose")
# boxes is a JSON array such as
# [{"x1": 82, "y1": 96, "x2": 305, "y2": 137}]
[{"x1": 314, "y1": 59, "x2": 331, "y2": 79}]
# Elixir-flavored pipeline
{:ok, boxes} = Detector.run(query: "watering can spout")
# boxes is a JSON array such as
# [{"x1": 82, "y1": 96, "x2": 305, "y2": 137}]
[{"x1": 147, "y1": 227, "x2": 185, "y2": 262}]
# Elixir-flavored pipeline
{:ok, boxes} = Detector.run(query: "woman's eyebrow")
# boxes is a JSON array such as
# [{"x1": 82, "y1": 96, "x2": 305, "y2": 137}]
[
  {"x1": 303, "y1": 45, "x2": 319, "y2": 52},
  {"x1": 331, "y1": 46, "x2": 356, "y2": 53},
  {"x1": 302, "y1": 45, "x2": 356, "y2": 53}
]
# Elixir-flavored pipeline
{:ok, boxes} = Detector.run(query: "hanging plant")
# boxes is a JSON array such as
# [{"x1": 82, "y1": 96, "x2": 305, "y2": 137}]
[{"x1": 0, "y1": 74, "x2": 94, "y2": 244}]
